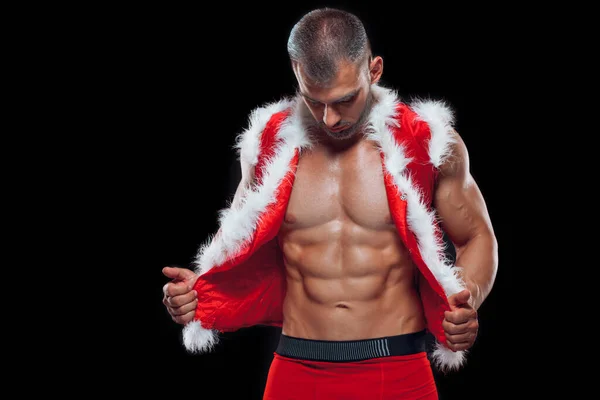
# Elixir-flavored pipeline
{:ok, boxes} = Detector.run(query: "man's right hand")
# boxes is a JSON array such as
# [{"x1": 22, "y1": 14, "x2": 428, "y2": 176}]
[{"x1": 162, "y1": 266, "x2": 199, "y2": 324}]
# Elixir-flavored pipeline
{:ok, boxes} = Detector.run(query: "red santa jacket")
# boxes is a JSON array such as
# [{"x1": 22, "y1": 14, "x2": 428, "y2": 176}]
[{"x1": 184, "y1": 84, "x2": 467, "y2": 372}]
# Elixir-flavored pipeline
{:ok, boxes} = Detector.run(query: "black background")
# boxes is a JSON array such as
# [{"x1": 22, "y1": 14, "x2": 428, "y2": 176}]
[{"x1": 105, "y1": 1, "x2": 545, "y2": 398}]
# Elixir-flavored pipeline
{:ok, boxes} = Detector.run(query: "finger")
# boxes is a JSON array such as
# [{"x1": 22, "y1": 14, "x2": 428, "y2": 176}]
[
  {"x1": 163, "y1": 281, "x2": 193, "y2": 297},
  {"x1": 446, "y1": 341, "x2": 472, "y2": 352},
  {"x1": 445, "y1": 331, "x2": 476, "y2": 345},
  {"x1": 166, "y1": 290, "x2": 198, "y2": 308},
  {"x1": 442, "y1": 319, "x2": 466, "y2": 335},
  {"x1": 162, "y1": 266, "x2": 195, "y2": 282},
  {"x1": 168, "y1": 299, "x2": 199, "y2": 316},
  {"x1": 443, "y1": 318, "x2": 479, "y2": 335},
  {"x1": 444, "y1": 308, "x2": 477, "y2": 325},
  {"x1": 172, "y1": 310, "x2": 195, "y2": 325},
  {"x1": 448, "y1": 289, "x2": 471, "y2": 308}
]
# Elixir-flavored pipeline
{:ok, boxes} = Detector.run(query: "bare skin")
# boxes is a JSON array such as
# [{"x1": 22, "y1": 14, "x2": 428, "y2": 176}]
[
  {"x1": 279, "y1": 56, "x2": 424, "y2": 340},
  {"x1": 163, "y1": 55, "x2": 498, "y2": 352},
  {"x1": 279, "y1": 137, "x2": 425, "y2": 340}
]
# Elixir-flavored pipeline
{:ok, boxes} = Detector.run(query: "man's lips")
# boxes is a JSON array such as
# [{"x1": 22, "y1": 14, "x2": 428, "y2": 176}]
[{"x1": 328, "y1": 125, "x2": 349, "y2": 133}]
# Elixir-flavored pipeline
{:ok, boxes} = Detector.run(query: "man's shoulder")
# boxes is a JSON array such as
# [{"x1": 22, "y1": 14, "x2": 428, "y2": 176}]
[
  {"x1": 370, "y1": 84, "x2": 454, "y2": 128},
  {"x1": 235, "y1": 96, "x2": 296, "y2": 166},
  {"x1": 248, "y1": 96, "x2": 296, "y2": 125},
  {"x1": 393, "y1": 98, "x2": 457, "y2": 169},
  {"x1": 395, "y1": 98, "x2": 455, "y2": 129}
]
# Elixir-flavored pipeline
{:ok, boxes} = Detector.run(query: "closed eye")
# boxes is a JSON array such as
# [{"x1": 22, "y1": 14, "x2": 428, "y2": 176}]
[
  {"x1": 304, "y1": 93, "x2": 357, "y2": 106},
  {"x1": 336, "y1": 96, "x2": 356, "y2": 105}
]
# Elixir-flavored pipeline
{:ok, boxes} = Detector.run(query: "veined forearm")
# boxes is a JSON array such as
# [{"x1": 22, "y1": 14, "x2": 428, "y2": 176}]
[{"x1": 454, "y1": 231, "x2": 498, "y2": 311}]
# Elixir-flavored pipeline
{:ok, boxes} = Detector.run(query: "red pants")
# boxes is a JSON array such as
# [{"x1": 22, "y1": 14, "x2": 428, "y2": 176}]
[{"x1": 263, "y1": 351, "x2": 438, "y2": 399}]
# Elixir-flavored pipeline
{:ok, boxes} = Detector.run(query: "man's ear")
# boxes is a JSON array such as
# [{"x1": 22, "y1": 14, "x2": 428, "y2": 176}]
[{"x1": 369, "y1": 56, "x2": 383, "y2": 84}]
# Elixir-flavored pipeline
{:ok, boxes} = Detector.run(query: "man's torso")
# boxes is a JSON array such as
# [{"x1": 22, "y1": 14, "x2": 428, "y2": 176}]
[{"x1": 277, "y1": 135, "x2": 426, "y2": 340}]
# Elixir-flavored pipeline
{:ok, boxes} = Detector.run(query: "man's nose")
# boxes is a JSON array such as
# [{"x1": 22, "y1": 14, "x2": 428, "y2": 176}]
[{"x1": 323, "y1": 105, "x2": 341, "y2": 128}]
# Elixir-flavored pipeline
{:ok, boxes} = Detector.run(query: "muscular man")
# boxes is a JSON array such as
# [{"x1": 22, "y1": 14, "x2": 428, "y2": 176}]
[{"x1": 162, "y1": 8, "x2": 497, "y2": 399}]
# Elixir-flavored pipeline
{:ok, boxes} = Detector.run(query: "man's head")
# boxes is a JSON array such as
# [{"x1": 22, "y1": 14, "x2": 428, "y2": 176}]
[{"x1": 287, "y1": 8, "x2": 383, "y2": 140}]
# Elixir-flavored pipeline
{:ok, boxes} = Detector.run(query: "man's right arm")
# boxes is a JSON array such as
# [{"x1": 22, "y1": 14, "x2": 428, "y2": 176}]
[{"x1": 162, "y1": 156, "x2": 256, "y2": 324}]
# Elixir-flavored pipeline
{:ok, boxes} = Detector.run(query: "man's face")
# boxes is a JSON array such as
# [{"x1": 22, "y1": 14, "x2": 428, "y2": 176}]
[{"x1": 294, "y1": 57, "x2": 381, "y2": 140}]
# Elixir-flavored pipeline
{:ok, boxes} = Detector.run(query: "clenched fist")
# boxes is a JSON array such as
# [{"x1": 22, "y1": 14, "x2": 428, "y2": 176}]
[
  {"x1": 442, "y1": 289, "x2": 479, "y2": 352},
  {"x1": 162, "y1": 266, "x2": 199, "y2": 324}
]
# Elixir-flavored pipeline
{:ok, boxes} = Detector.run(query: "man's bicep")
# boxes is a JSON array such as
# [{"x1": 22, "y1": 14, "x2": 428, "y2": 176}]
[{"x1": 434, "y1": 133, "x2": 493, "y2": 249}]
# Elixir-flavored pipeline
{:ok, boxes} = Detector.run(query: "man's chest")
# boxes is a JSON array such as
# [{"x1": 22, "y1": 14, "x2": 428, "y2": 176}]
[{"x1": 283, "y1": 141, "x2": 394, "y2": 231}]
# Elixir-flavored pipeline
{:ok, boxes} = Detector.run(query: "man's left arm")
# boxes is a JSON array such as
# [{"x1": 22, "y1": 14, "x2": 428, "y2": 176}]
[{"x1": 434, "y1": 130, "x2": 498, "y2": 350}]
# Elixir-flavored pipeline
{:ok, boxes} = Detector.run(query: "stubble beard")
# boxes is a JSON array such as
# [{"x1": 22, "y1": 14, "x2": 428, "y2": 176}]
[{"x1": 309, "y1": 92, "x2": 375, "y2": 141}]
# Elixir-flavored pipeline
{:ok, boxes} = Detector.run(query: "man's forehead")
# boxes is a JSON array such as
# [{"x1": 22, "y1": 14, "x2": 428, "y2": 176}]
[
  {"x1": 294, "y1": 59, "x2": 363, "y2": 85},
  {"x1": 296, "y1": 65, "x2": 364, "y2": 101}
]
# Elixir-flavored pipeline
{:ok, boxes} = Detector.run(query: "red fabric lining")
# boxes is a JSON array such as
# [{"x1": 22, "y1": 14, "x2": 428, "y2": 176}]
[{"x1": 192, "y1": 103, "x2": 452, "y2": 350}]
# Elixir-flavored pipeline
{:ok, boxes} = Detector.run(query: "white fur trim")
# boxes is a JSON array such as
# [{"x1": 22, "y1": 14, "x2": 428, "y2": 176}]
[
  {"x1": 192, "y1": 98, "x2": 311, "y2": 276},
  {"x1": 410, "y1": 98, "x2": 457, "y2": 168},
  {"x1": 234, "y1": 98, "x2": 295, "y2": 167},
  {"x1": 184, "y1": 98, "x2": 311, "y2": 353},
  {"x1": 431, "y1": 342, "x2": 467, "y2": 373},
  {"x1": 368, "y1": 84, "x2": 466, "y2": 370},
  {"x1": 182, "y1": 320, "x2": 219, "y2": 353},
  {"x1": 368, "y1": 84, "x2": 465, "y2": 297},
  {"x1": 187, "y1": 85, "x2": 466, "y2": 366}
]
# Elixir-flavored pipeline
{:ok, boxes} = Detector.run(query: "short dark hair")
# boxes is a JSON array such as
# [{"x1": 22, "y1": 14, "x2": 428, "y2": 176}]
[{"x1": 287, "y1": 8, "x2": 371, "y2": 84}]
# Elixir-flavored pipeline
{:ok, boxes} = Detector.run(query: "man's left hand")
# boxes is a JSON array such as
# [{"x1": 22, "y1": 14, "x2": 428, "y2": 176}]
[{"x1": 442, "y1": 289, "x2": 479, "y2": 352}]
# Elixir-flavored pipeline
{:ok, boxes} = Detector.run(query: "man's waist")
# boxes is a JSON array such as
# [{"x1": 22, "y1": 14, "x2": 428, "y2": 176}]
[
  {"x1": 275, "y1": 329, "x2": 429, "y2": 362},
  {"x1": 281, "y1": 298, "x2": 427, "y2": 340}
]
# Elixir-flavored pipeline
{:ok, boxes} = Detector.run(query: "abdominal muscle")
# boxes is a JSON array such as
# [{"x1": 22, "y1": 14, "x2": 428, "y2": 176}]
[
  {"x1": 277, "y1": 138, "x2": 427, "y2": 340},
  {"x1": 278, "y1": 217, "x2": 426, "y2": 341}
]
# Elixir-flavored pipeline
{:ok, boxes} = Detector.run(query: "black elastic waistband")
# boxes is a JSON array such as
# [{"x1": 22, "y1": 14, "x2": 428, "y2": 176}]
[{"x1": 275, "y1": 330, "x2": 428, "y2": 362}]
